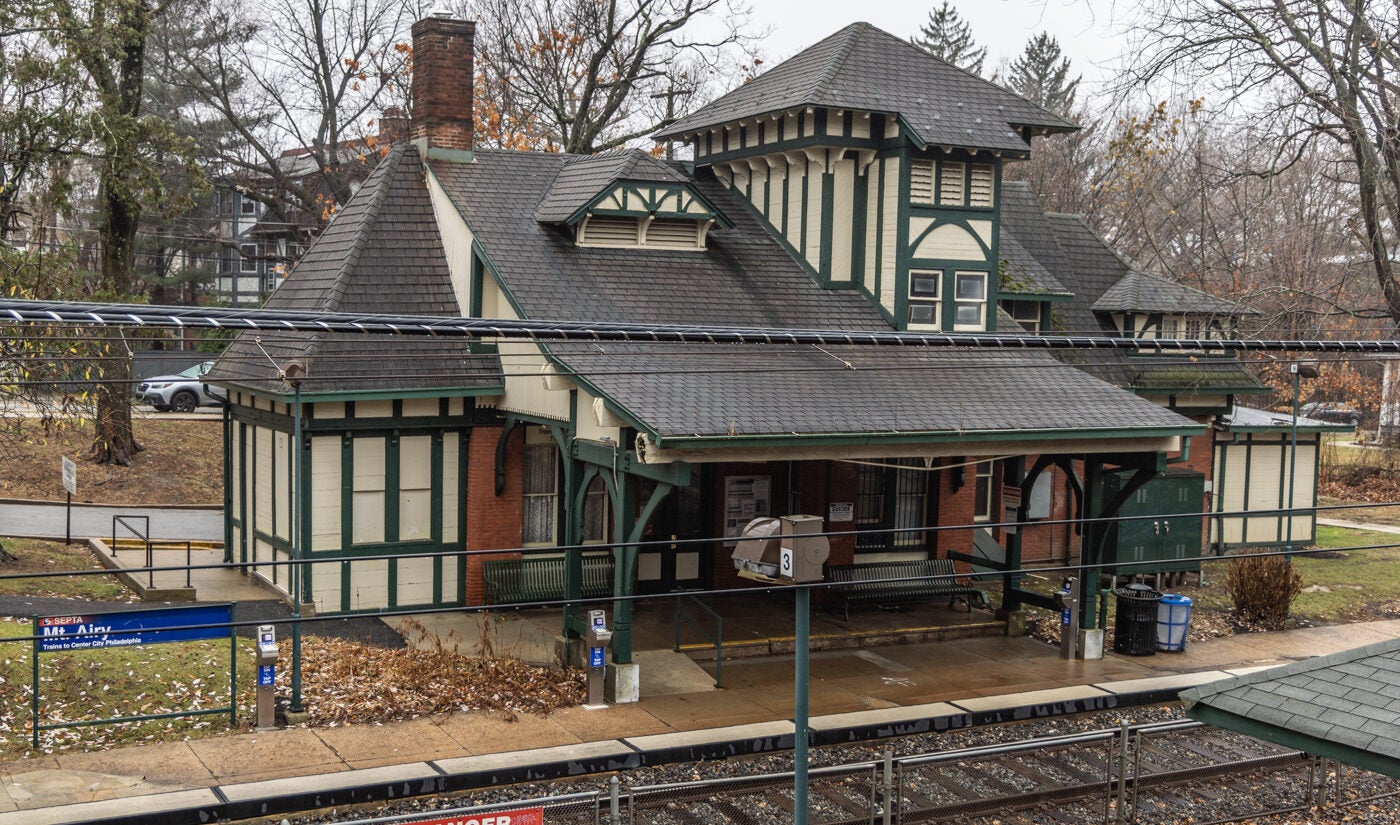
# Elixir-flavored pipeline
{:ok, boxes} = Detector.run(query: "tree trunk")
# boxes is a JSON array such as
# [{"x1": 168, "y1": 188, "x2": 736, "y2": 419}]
[{"x1": 91, "y1": 353, "x2": 141, "y2": 466}]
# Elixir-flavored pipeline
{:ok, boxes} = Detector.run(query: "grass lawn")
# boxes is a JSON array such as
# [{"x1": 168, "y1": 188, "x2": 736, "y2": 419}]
[
  {"x1": 0, "y1": 616, "x2": 258, "y2": 760},
  {"x1": 0, "y1": 538, "x2": 128, "y2": 600},
  {"x1": 1287, "y1": 525, "x2": 1400, "y2": 622}
]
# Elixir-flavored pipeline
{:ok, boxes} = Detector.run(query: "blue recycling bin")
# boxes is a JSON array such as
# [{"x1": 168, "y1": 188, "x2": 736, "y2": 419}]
[{"x1": 1156, "y1": 594, "x2": 1192, "y2": 652}]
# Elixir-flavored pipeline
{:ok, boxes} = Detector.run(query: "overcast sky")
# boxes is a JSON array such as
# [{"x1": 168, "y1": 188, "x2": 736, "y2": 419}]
[{"x1": 748, "y1": 0, "x2": 1133, "y2": 92}]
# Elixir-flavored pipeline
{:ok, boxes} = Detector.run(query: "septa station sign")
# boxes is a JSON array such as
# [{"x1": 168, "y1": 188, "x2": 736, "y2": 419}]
[
  {"x1": 410, "y1": 808, "x2": 544, "y2": 825},
  {"x1": 37, "y1": 604, "x2": 232, "y2": 652}
]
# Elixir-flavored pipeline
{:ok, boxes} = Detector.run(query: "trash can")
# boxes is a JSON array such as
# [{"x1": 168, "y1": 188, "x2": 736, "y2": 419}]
[
  {"x1": 1113, "y1": 584, "x2": 1163, "y2": 656},
  {"x1": 1156, "y1": 594, "x2": 1192, "y2": 652}
]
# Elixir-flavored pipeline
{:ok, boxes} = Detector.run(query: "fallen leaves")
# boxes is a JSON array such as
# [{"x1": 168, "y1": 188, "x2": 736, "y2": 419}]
[{"x1": 293, "y1": 638, "x2": 586, "y2": 725}]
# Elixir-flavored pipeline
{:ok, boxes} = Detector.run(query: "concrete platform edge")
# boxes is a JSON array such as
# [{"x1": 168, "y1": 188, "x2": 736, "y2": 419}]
[{"x1": 0, "y1": 671, "x2": 1221, "y2": 825}]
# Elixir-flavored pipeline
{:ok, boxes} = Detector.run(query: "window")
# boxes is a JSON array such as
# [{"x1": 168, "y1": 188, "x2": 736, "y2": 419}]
[
  {"x1": 1159, "y1": 315, "x2": 1181, "y2": 339},
  {"x1": 855, "y1": 459, "x2": 929, "y2": 551},
  {"x1": 1000, "y1": 299, "x2": 1043, "y2": 333},
  {"x1": 240, "y1": 243, "x2": 258, "y2": 273},
  {"x1": 907, "y1": 270, "x2": 942, "y2": 328},
  {"x1": 240, "y1": 197, "x2": 256, "y2": 216},
  {"x1": 523, "y1": 435, "x2": 558, "y2": 545},
  {"x1": 953, "y1": 271, "x2": 987, "y2": 330},
  {"x1": 1184, "y1": 318, "x2": 1203, "y2": 339},
  {"x1": 582, "y1": 476, "x2": 609, "y2": 544},
  {"x1": 973, "y1": 461, "x2": 995, "y2": 523}
]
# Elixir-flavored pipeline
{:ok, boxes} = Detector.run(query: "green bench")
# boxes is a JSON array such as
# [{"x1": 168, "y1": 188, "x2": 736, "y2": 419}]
[
  {"x1": 482, "y1": 555, "x2": 615, "y2": 606},
  {"x1": 827, "y1": 558, "x2": 989, "y2": 621}
]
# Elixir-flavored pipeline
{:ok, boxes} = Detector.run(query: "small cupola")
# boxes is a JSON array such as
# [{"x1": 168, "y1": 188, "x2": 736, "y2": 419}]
[{"x1": 535, "y1": 150, "x2": 732, "y2": 250}]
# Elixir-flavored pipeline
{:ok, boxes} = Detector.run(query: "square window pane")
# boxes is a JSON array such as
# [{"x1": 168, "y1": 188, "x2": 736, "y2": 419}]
[
  {"x1": 955, "y1": 273, "x2": 985, "y2": 300},
  {"x1": 910, "y1": 273, "x2": 940, "y2": 297},
  {"x1": 955, "y1": 302, "x2": 983, "y2": 326},
  {"x1": 908, "y1": 304, "x2": 937, "y2": 325}
]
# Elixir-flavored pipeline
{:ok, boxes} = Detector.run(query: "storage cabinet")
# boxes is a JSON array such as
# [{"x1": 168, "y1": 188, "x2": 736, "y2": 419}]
[{"x1": 1096, "y1": 470, "x2": 1204, "y2": 574}]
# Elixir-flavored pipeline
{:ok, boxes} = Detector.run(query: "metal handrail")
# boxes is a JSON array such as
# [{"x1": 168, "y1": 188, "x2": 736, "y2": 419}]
[
  {"x1": 112, "y1": 515, "x2": 153, "y2": 586},
  {"x1": 673, "y1": 593, "x2": 723, "y2": 688}
]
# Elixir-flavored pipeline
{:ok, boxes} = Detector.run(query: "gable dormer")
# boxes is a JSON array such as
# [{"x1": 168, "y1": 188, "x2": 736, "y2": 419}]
[
  {"x1": 1092, "y1": 270, "x2": 1259, "y2": 342},
  {"x1": 655, "y1": 22, "x2": 1076, "y2": 332},
  {"x1": 535, "y1": 150, "x2": 731, "y2": 251}
]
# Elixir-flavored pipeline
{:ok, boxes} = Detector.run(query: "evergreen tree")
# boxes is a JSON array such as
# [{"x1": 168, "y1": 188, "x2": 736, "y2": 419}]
[
  {"x1": 910, "y1": 2, "x2": 987, "y2": 76},
  {"x1": 1007, "y1": 33, "x2": 1080, "y2": 115}
]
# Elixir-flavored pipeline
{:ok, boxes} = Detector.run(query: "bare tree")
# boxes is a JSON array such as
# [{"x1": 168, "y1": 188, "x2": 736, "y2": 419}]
[
  {"x1": 170, "y1": 0, "x2": 422, "y2": 231},
  {"x1": 1129, "y1": 1, "x2": 1400, "y2": 330},
  {"x1": 465, "y1": 0, "x2": 757, "y2": 154}
]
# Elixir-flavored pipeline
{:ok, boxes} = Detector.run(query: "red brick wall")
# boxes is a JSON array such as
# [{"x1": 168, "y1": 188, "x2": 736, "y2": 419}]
[
  {"x1": 411, "y1": 17, "x2": 475, "y2": 152},
  {"x1": 934, "y1": 458, "x2": 983, "y2": 563},
  {"x1": 465, "y1": 425, "x2": 522, "y2": 604}
]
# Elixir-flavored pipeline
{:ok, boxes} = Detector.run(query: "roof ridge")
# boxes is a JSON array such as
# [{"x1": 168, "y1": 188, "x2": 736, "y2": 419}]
[
  {"x1": 807, "y1": 22, "x2": 867, "y2": 102},
  {"x1": 324, "y1": 143, "x2": 407, "y2": 310}
]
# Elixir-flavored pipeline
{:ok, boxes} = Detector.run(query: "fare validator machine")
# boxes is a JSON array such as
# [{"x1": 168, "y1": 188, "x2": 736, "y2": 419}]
[
  {"x1": 585, "y1": 609, "x2": 612, "y2": 707},
  {"x1": 256, "y1": 624, "x2": 279, "y2": 730}
]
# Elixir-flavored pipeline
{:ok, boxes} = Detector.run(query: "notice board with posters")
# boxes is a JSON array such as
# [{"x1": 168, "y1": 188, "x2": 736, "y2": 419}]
[{"x1": 723, "y1": 475, "x2": 771, "y2": 544}]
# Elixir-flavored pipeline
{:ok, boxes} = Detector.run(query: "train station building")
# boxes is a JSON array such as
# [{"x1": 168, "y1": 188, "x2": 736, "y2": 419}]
[{"x1": 207, "y1": 16, "x2": 1312, "y2": 695}]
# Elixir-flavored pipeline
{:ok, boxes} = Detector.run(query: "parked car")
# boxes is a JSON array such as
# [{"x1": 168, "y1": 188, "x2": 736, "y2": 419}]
[
  {"x1": 135, "y1": 361, "x2": 226, "y2": 412},
  {"x1": 1299, "y1": 401, "x2": 1363, "y2": 427}
]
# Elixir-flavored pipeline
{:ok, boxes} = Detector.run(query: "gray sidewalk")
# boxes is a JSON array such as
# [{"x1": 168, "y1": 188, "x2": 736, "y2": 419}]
[{"x1": 0, "y1": 500, "x2": 222, "y2": 543}]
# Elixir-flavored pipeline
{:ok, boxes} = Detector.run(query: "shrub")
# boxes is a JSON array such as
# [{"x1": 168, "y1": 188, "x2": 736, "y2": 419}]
[{"x1": 1224, "y1": 554, "x2": 1303, "y2": 630}]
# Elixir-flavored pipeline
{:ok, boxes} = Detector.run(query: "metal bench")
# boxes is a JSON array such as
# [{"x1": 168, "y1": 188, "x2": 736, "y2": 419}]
[
  {"x1": 827, "y1": 558, "x2": 989, "y2": 621},
  {"x1": 482, "y1": 555, "x2": 615, "y2": 605}
]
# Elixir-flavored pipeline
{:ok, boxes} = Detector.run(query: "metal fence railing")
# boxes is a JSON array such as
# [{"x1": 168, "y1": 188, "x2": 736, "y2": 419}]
[{"x1": 330, "y1": 719, "x2": 1332, "y2": 825}]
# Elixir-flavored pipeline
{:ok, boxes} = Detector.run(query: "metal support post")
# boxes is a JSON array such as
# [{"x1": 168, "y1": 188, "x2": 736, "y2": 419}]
[{"x1": 794, "y1": 585, "x2": 810, "y2": 825}]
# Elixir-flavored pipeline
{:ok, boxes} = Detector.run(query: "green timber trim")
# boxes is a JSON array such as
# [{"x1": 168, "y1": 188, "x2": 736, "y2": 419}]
[
  {"x1": 819, "y1": 164, "x2": 835, "y2": 281},
  {"x1": 219, "y1": 383, "x2": 502, "y2": 407},
  {"x1": 572, "y1": 438, "x2": 691, "y2": 486},
  {"x1": 996, "y1": 291, "x2": 1074, "y2": 302},
  {"x1": 564, "y1": 181, "x2": 734, "y2": 228},
  {"x1": 696, "y1": 132, "x2": 891, "y2": 166},
  {"x1": 650, "y1": 424, "x2": 1204, "y2": 451},
  {"x1": 908, "y1": 213, "x2": 994, "y2": 259},
  {"x1": 231, "y1": 401, "x2": 481, "y2": 435},
  {"x1": 1186, "y1": 702, "x2": 1400, "y2": 780},
  {"x1": 893, "y1": 144, "x2": 912, "y2": 327},
  {"x1": 852, "y1": 153, "x2": 868, "y2": 289},
  {"x1": 874, "y1": 157, "x2": 885, "y2": 310},
  {"x1": 719, "y1": 167, "x2": 823, "y2": 282}
]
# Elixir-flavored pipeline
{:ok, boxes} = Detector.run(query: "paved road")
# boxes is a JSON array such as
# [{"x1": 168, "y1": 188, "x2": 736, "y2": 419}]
[{"x1": 0, "y1": 500, "x2": 222, "y2": 542}]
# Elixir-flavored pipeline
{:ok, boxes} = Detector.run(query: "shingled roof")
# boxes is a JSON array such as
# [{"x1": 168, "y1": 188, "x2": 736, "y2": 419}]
[
  {"x1": 1093, "y1": 270, "x2": 1259, "y2": 316},
  {"x1": 429, "y1": 150, "x2": 1200, "y2": 445},
  {"x1": 534, "y1": 149, "x2": 693, "y2": 223},
  {"x1": 1041, "y1": 211, "x2": 1264, "y2": 396},
  {"x1": 999, "y1": 183, "x2": 1073, "y2": 299},
  {"x1": 1181, "y1": 638, "x2": 1400, "y2": 779},
  {"x1": 658, "y1": 22, "x2": 1076, "y2": 153},
  {"x1": 208, "y1": 142, "x2": 502, "y2": 396}
]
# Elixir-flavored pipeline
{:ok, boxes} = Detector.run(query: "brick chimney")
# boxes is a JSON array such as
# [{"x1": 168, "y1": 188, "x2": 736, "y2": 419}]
[
  {"x1": 377, "y1": 106, "x2": 409, "y2": 144},
  {"x1": 411, "y1": 15, "x2": 475, "y2": 156}
]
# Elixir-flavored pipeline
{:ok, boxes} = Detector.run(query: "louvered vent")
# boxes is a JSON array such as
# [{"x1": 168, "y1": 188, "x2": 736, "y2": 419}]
[
  {"x1": 969, "y1": 164, "x2": 995, "y2": 207},
  {"x1": 938, "y1": 162, "x2": 965, "y2": 206},
  {"x1": 580, "y1": 216, "x2": 640, "y2": 246},
  {"x1": 646, "y1": 219, "x2": 701, "y2": 249},
  {"x1": 909, "y1": 160, "x2": 935, "y2": 203}
]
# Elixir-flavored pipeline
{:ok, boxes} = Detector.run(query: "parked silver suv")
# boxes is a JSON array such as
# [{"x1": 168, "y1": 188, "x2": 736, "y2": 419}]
[{"x1": 135, "y1": 361, "x2": 226, "y2": 412}]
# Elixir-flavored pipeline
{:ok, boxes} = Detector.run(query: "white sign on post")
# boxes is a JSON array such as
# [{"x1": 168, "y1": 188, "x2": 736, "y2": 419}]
[{"x1": 61, "y1": 456, "x2": 77, "y2": 495}]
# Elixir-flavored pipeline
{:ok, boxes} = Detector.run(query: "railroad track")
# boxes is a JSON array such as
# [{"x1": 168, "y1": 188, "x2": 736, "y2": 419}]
[{"x1": 300, "y1": 717, "x2": 1391, "y2": 825}]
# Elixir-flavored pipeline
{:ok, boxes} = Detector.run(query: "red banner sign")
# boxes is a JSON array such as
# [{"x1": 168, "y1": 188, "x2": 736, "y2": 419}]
[{"x1": 410, "y1": 808, "x2": 544, "y2": 825}]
